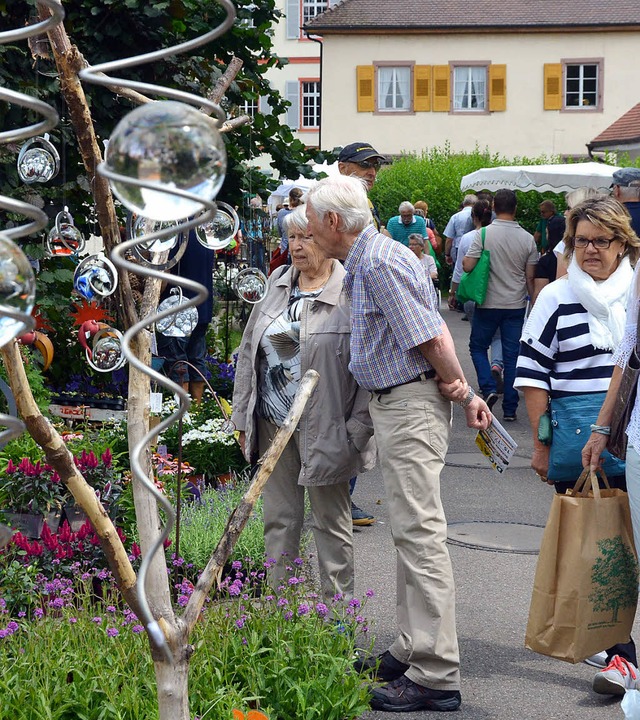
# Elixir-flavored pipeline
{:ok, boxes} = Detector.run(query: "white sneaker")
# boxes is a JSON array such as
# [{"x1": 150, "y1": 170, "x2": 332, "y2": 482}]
[
  {"x1": 593, "y1": 655, "x2": 639, "y2": 695},
  {"x1": 584, "y1": 651, "x2": 608, "y2": 669}
]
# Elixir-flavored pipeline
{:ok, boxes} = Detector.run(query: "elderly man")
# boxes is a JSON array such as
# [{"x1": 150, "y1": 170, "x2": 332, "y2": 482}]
[
  {"x1": 386, "y1": 201, "x2": 428, "y2": 247},
  {"x1": 305, "y1": 175, "x2": 491, "y2": 713},
  {"x1": 612, "y1": 167, "x2": 640, "y2": 234},
  {"x1": 443, "y1": 194, "x2": 477, "y2": 265}
]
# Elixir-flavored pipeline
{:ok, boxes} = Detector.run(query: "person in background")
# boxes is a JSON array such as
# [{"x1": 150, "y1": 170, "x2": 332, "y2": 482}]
[
  {"x1": 276, "y1": 187, "x2": 304, "y2": 254},
  {"x1": 517, "y1": 196, "x2": 639, "y2": 695},
  {"x1": 231, "y1": 206, "x2": 374, "y2": 599},
  {"x1": 444, "y1": 194, "x2": 477, "y2": 266},
  {"x1": 156, "y1": 229, "x2": 215, "y2": 404},
  {"x1": 408, "y1": 233, "x2": 438, "y2": 284},
  {"x1": 533, "y1": 200, "x2": 565, "y2": 254},
  {"x1": 414, "y1": 200, "x2": 442, "y2": 252},
  {"x1": 611, "y1": 167, "x2": 640, "y2": 235},
  {"x1": 305, "y1": 174, "x2": 491, "y2": 714},
  {"x1": 387, "y1": 202, "x2": 428, "y2": 247}
]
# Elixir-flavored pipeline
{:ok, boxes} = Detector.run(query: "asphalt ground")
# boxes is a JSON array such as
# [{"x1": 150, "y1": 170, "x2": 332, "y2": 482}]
[{"x1": 343, "y1": 304, "x2": 637, "y2": 720}]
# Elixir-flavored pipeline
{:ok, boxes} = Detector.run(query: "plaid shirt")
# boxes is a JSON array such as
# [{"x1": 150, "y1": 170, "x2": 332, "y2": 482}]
[{"x1": 344, "y1": 225, "x2": 444, "y2": 391}]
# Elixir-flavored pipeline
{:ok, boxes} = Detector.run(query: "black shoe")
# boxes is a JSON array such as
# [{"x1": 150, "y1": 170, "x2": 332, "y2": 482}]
[
  {"x1": 503, "y1": 414, "x2": 517, "y2": 422},
  {"x1": 484, "y1": 392, "x2": 499, "y2": 411},
  {"x1": 351, "y1": 501, "x2": 375, "y2": 527},
  {"x1": 370, "y1": 675, "x2": 462, "y2": 712},
  {"x1": 491, "y1": 365, "x2": 504, "y2": 394},
  {"x1": 354, "y1": 650, "x2": 409, "y2": 681}
]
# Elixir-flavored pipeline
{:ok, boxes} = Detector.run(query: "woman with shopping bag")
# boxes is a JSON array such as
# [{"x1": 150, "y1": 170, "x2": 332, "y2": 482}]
[{"x1": 515, "y1": 196, "x2": 640, "y2": 695}]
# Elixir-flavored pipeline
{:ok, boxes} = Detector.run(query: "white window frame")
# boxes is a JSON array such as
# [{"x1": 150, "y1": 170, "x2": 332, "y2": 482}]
[
  {"x1": 562, "y1": 59, "x2": 603, "y2": 112},
  {"x1": 300, "y1": 80, "x2": 321, "y2": 129},
  {"x1": 451, "y1": 63, "x2": 488, "y2": 113},
  {"x1": 375, "y1": 63, "x2": 413, "y2": 114},
  {"x1": 302, "y1": 0, "x2": 328, "y2": 26}
]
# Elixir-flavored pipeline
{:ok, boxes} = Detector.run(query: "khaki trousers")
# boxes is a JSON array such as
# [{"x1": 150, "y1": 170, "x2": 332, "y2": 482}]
[
  {"x1": 369, "y1": 379, "x2": 460, "y2": 690},
  {"x1": 258, "y1": 418, "x2": 354, "y2": 600}
]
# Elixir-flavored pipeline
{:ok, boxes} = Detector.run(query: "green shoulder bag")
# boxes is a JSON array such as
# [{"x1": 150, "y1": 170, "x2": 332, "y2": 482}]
[{"x1": 457, "y1": 227, "x2": 490, "y2": 305}]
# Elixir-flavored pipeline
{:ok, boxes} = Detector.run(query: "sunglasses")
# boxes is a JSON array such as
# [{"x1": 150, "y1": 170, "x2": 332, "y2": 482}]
[{"x1": 355, "y1": 160, "x2": 382, "y2": 170}]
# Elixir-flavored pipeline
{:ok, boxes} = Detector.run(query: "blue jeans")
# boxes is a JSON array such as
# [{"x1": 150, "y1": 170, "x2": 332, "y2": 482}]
[{"x1": 469, "y1": 307, "x2": 526, "y2": 416}]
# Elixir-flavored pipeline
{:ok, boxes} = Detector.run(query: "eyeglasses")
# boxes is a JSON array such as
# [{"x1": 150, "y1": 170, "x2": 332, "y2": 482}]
[
  {"x1": 573, "y1": 236, "x2": 617, "y2": 250},
  {"x1": 355, "y1": 160, "x2": 381, "y2": 170}
]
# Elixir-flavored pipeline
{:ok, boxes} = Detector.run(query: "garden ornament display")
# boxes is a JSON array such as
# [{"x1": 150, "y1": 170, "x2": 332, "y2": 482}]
[
  {"x1": 233, "y1": 267, "x2": 268, "y2": 304},
  {"x1": 0, "y1": 0, "x2": 63, "y2": 445},
  {"x1": 17, "y1": 132, "x2": 60, "y2": 184},
  {"x1": 127, "y1": 212, "x2": 188, "y2": 271},
  {"x1": 78, "y1": 320, "x2": 126, "y2": 373},
  {"x1": 79, "y1": 0, "x2": 235, "y2": 661},
  {"x1": 46, "y1": 206, "x2": 86, "y2": 257},
  {"x1": 195, "y1": 201, "x2": 239, "y2": 250},
  {"x1": 73, "y1": 253, "x2": 118, "y2": 301},
  {"x1": 156, "y1": 287, "x2": 198, "y2": 338},
  {"x1": 18, "y1": 330, "x2": 54, "y2": 372}
]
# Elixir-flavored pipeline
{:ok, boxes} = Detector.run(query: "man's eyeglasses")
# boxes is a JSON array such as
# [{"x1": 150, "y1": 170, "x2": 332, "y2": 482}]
[
  {"x1": 356, "y1": 160, "x2": 381, "y2": 170},
  {"x1": 573, "y1": 236, "x2": 617, "y2": 250}
]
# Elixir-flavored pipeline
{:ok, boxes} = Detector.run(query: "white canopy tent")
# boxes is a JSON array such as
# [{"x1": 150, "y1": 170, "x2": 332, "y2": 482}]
[
  {"x1": 460, "y1": 162, "x2": 620, "y2": 194},
  {"x1": 267, "y1": 162, "x2": 342, "y2": 214}
]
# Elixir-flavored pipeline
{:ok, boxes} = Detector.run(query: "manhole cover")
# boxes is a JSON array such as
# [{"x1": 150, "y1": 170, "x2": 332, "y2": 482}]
[
  {"x1": 447, "y1": 521, "x2": 543, "y2": 554},
  {"x1": 446, "y1": 452, "x2": 532, "y2": 470}
]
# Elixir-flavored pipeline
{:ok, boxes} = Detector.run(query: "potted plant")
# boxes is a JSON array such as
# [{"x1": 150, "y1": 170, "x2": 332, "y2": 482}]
[{"x1": 0, "y1": 458, "x2": 68, "y2": 537}]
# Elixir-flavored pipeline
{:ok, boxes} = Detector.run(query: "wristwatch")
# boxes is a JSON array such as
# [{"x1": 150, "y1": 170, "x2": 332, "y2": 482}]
[{"x1": 459, "y1": 386, "x2": 475, "y2": 408}]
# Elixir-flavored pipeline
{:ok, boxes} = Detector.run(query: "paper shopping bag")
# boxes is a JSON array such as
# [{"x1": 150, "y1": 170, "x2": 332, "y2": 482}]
[{"x1": 525, "y1": 469, "x2": 639, "y2": 663}]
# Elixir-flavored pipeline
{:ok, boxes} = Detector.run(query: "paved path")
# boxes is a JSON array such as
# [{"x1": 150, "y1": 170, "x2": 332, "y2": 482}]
[{"x1": 348, "y1": 305, "x2": 635, "y2": 720}]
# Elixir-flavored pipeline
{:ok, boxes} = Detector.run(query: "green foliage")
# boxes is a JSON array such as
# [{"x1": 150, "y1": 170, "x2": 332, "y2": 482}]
[
  {"x1": 370, "y1": 144, "x2": 568, "y2": 236},
  {"x1": 589, "y1": 535, "x2": 639, "y2": 623},
  {"x1": 0, "y1": 347, "x2": 51, "y2": 416}
]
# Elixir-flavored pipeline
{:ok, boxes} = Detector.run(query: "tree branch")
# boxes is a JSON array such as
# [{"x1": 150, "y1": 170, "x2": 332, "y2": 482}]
[
  {"x1": 220, "y1": 115, "x2": 251, "y2": 133},
  {"x1": 205, "y1": 55, "x2": 243, "y2": 108},
  {"x1": 182, "y1": 370, "x2": 319, "y2": 633}
]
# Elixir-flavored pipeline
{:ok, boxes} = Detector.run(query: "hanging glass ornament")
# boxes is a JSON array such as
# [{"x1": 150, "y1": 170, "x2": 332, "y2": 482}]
[
  {"x1": 195, "y1": 201, "x2": 239, "y2": 250},
  {"x1": 104, "y1": 101, "x2": 227, "y2": 222},
  {"x1": 233, "y1": 267, "x2": 268, "y2": 304},
  {"x1": 156, "y1": 287, "x2": 198, "y2": 337},
  {"x1": 82, "y1": 324, "x2": 127, "y2": 373},
  {"x1": 0, "y1": 234, "x2": 37, "y2": 347},
  {"x1": 73, "y1": 253, "x2": 118, "y2": 301},
  {"x1": 46, "y1": 207, "x2": 86, "y2": 257},
  {"x1": 126, "y1": 213, "x2": 188, "y2": 270},
  {"x1": 17, "y1": 133, "x2": 60, "y2": 184}
]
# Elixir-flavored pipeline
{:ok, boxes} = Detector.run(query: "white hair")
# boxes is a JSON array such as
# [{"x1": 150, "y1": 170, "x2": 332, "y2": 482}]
[
  {"x1": 305, "y1": 175, "x2": 371, "y2": 233},
  {"x1": 283, "y1": 205, "x2": 308, "y2": 234},
  {"x1": 399, "y1": 201, "x2": 414, "y2": 213},
  {"x1": 462, "y1": 194, "x2": 478, "y2": 206}
]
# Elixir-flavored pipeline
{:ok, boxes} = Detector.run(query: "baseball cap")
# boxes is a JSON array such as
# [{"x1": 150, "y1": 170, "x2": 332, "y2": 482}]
[
  {"x1": 338, "y1": 142, "x2": 386, "y2": 164},
  {"x1": 611, "y1": 167, "x2": 640, "y2": 187}
]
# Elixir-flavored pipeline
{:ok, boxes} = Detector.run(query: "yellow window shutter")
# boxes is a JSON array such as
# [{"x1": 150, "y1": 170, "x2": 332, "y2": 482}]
[
  {"x1": 414, "y1": 65, "x2": 431, "y2": 112},
  {"x1": 489, "y1": 64, "x2": 507, "y2": 112},
  {"x1": 432, "y1": 65, "x2": 450, "y2": 112},
  {"x1": 544, "y1": 63, "x2": 563, "y2": 110},
  {"x1": 356, "y1": 65, "x2": 375, "y2": 112}
]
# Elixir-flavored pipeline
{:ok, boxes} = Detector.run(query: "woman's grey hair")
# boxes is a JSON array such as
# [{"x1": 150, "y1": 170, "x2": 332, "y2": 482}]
[
  {"x1": 399, "y1": 201, "x2": 414, "y2": 213},
  {"x1": 563, "y1": 196, "x2": 640, "y2": 266},
  {"x1": 305, "y1": 175, "x2": 371, "y2": 233},
  {"x1": 283, "y1": 205, "x2": 308, "y2": 235},
  {"x1": 564, "y1": 186, "x2": 604, "y2": 211},
  {"x1": 408, "y1": 233, "x2": 425, "y2": 247}
]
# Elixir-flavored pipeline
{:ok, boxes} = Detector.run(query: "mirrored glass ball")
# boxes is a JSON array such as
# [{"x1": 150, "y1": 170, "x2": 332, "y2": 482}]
[
  {"x1": 47, "y1": 223, "x2": 84, "y2": 256},
  {"x1": 17, "y1": 147, "x2": 57, "y2": 184},
  {"x1": 106, "y1": 101, "x2": 227, "y2": 222},
  {"x1": 0, "y1": 234, "x2": 36, "y2": 347},
  {"x1": 91, "y1": 337, "x2": 124, "y2": 372}
]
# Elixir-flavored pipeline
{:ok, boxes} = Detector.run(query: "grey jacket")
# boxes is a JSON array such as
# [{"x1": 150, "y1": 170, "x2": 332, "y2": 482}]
[{"x1": 231, "y1": 261, "x2": 374, "y2": 486}]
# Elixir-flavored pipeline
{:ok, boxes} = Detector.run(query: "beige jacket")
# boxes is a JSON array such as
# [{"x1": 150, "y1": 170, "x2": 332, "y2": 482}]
[{"x1": 231, "y1": 261, "x2": 374, "y2": 486}]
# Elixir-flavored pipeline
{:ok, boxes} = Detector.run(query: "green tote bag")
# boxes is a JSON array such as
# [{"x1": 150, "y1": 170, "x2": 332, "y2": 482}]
[{"x1": 457, "y1": 227, "x2": 490, "y2": 305}]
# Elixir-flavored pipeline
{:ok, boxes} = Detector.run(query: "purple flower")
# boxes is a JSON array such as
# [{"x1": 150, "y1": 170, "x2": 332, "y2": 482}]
[
  {"x1": 235, "y1": 617, "x2": 245, "y2": 629},
  {"x1": 48, "y1": 598, "x2": 64, "y2": 609},
  {"x1": 106, "y1": 605, "x2": 116, "y2": 613},
  {"x1": 356, "y1": 615, "x2": 365, "y2": 624},
  {"x1": 92, "y1": 616, "x2": 102, "y2": 624},
  {"x1": 348, "y1": 598, "x2": 361, "y2": 609},
  {"x1": 69, "y1": 617, "x2": 78, "y2": 624},
  {"x1": 242, "y1": 637, "x2": 248, "y2": 645},
  {"x1": 277, "y1": 598, "x2": 288, "y2": 608},
  {"x1": 288, "y1": 577, "x2": 300, "y2": 586},
  {"x1": 132, "y1": 624, "x2": 145, "y2": 634},
  {"x1": 332, "y1": 593, "x2": 344, "y2": 603},
  {"x1": 17, "y1": 612, "x2": 26, "y2": 618},
  {"x1": 284, "y1": 611, "x2": 293, "y2": 621},
  {"x1": 297, "y1": 603, "x2": 310, "y2": 616},
  {"x1": 7, "y1": 621, "x2": 18, "y2": 633},
  {"x1": 231, "y1": 560, "x2": 242, "y2": 571},
  {"x1": 293, "y1": 557, "x2": 304, "y2": 566},
  {"x1": 365, "y1": 589, "x2": 375, "y2": 598},
  {"x1": 106, "y1": 627, "x2": 119, "y2": 637},
  {"x1": 34, "y1": 608, "x2": 44, "y2": 619},
  {"x1": 177, "y1": 595, "x2": 189, "y2": 607},
  {"x1": 315, "y1": 602, "x2": 329, "y2": 618}
]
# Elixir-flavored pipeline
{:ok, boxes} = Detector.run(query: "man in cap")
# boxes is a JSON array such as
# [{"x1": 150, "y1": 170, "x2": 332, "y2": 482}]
[
  {"x1": 612, "y1": 168, "x2": 640, "y2": 235},
  {"x1": 338, "y1": 142, "x2": 386, "y2": 231}
]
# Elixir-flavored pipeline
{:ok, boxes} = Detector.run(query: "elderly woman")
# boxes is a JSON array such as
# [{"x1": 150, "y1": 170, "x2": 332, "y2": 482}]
[
  {"x1": 407, "y1": 233, "x2": 438, "y2": 284},
  {"x1": 231, "y1": 206, "x2": 373, "y2": 600},
  {"x1": 515, "y1": 196, "x2": 640, "y2": 694}
]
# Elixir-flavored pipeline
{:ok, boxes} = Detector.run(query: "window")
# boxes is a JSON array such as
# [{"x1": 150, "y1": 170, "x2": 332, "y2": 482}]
[
  {"x1": 302, "y1": 0, "x2": 328, "y2": 25},
  {"x1": 565, "y1": 63, "x2": 599, "y2": 108},
  {"x1": 453, "y1": 65, "x2": 487, "y2": 112},
  {"x1": 544, "y1": 60, "x2": 603, "y2": 112},
  {"x1": 301, "y1": 80, "x2": 321, "y2": 128},
  {"x1": 377, "y1": 66, "x2": 412, "y2": 112},
  {"x1": 239, "y1": 97, "x2": 259, "y2": 118}
]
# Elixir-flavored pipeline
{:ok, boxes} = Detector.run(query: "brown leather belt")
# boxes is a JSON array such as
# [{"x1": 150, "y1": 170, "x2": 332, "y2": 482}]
[{"x1": 374, "y1": 369, "x2": 436, "y2": 395}]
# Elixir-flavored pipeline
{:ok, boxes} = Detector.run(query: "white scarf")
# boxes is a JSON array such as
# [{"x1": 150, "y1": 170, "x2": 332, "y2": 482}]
[{"x1": 566, "y1": 253, "x2": 633, "y2": 350}]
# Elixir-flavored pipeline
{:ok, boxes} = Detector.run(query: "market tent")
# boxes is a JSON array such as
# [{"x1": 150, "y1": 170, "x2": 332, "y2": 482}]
[
  {"x1": 267, "y1": 162, "x2": 342, "y2": 213},
  {"x1": 460, "y1": 162, "x2": 620, "y2": 194}
]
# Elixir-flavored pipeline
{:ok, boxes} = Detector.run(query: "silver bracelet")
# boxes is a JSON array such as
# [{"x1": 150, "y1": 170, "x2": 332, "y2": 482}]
[
  {"x1": 590, "y1": 424, "x2": 611, "y2": 436},
  {"x1": 459, "y1": 387, "x2": 475, "y2": 408}
]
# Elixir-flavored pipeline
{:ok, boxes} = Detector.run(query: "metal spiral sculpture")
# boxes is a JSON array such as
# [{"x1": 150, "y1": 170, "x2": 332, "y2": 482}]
[
  {"x1": 0, "y1": 1, "x2": 63, "y2": 445},
  {"x1": 79, "y1": 0, "x2": 236, "y2": 661}
]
